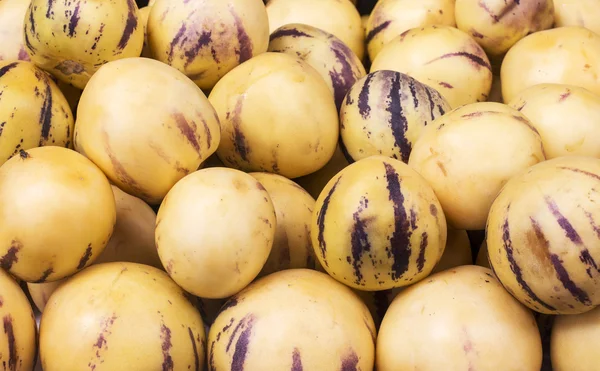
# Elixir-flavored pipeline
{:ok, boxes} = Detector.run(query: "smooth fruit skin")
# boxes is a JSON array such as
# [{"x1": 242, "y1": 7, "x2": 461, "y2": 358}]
[
  {"x1": 487, "y1": 157, "x2": 600, "y2": 314},
  {"x1": 23, "y1": 0, "x2": 144, "y2": 89},
  {"x1": 39, "y1": 262, "x2": 205, "y2": 371},
  {"x1": 377, "y1": 266, "x2": 542, "y2": 371},
  {"x1": 156, "y1": 167, "x2": 276, "y2": 299},
  {"x1": 554, "y1": 0, "x2": 600, "y2": 36},
  {"x1": 0, "y1": 0, "x2": 31, "y2": 61},
  {"x1": 408, "y1": 102, "x2": 545, "y2": 230},
  {"x1": 148, "y1": 0, "x2": 269, "y2": 91},
  {"x1": 552, "y1": 305, "x2": 600, "y2": 371},
  {"x1": 501, "y1": 26, "x2": 600, "y2": 103},
  {"x1": 311, "y1": 155, "x2": 447, "y2": 291},
  {"x1": 0, "y1": 269, "x2": 37, "y2": 371},
  {"x1": 208, "y1": 269, "x2": 376, "y2": 370},
  {"x1": 208, "y1": 52, "x2": 339, "y2": 179},
  {"x1": 0, "y1": 61, "x2": 73, "y2": 166},
  {"x1": 0, "y1": 146, "x2": 116, "y2": 282},
  {"x1": 508, "y1": 83, "x2": 600, "y2": 159},
  {"x1": 432, "y1": 227, "x2": 472, "y2": 274},
  {"x1": 74, "y1": 57, "x2": 221, "y2": 205}
]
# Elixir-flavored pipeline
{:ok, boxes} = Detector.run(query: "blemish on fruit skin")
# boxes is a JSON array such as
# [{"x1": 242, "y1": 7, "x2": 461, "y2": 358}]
[
  {"x1": 184, "y1": 30, "x2": 213, "y2": 68},
  {"x1": 117, "y1": 0, "x2": 138, "y2": 50},
  {"x1": 188, "y1": 327, "x2": 200, "y2": 371},
  {"x1": 3, "y1": 315, "x2": 17, "y2": 371},
  {"x1": 365, "y1": 20, "x2": 391, "y2": 44},
  {"x1": 67, "y1": 3, "x2": 81, "y2": 37},
  {"x1": 317, "y1": 177, "x2": 342, "y2": 264},
  {"x1": 329, "y1": 39, "x2": 358, "y2": 110},
  {"x1": 39, "y1": 81, "x2": 53, "y2": 144},
  {"x1": 77, "y1": 244, "x2": 93, "y2": 270},
  {"x1": 229, "y1": 7, "x2": 252, "y2": 64},
  {"x1": 340, "y1": 349, "x2": 359, "y2": 371},
  {"x1": 168, "y1": 25, "x2": 187, "y2": 64},
  {"x1": 559, "y1": 90, "x2": 571, "y2": 102},
  {"x1": 558, "y1": 166, "x2": 600, "y2": 182},
  {"x1": 269, "y1": 28, "x2": 314, "y2": 42},
  {"x1": 54, "y1": 60, "x2": 85, "y2": 75},
  {"x1": 0, "y1": 241, "x2": 22, "y2": 270},
  {"x1": 417, "y1": 232, "x2": 428, "y2": 272},
  {"x1": 427, "y1": 51, "x2": 491, "y2": 71},
  {"x1": 161, "y1": 324, "x2": 174, "y2": 371},
  {"x1": 46, "y1": 0, "x2": 55, "y2": 18},
  {"x1": 357, "y1": 74, "x2": 374, "y2": 119},
  {"x1": 231, "y1": 315, "x2": 255, "y2": 371},
  {"x1": 209, "y1": 340, "x2": 216, "y2": 370},
  {"x1": 231, "y1": 98, "x2": 249, "y2": 162},
  {"x1": 384, "y1": 163, "x2": 412, "y2": 280},
  {"x1": 291, "y1": 348, "x2": 303, "y2": 371},
  {"x1": 350, "y1": 197, "x2": 371, "y2": 283},
  {"x1": 220, "y1": 297, "x2": 238, "y2": 312},
  {"x1": 173, "y1": 113, "x2": 201, "y2": 154},
  {"x1": 33, "y1": 267, "x2": 54, "y2": 283},
  {"x1": 551, "y1": 252, "x2": 591, "y2": 305},
  {"x1": 387, "y1": 73, "x2": 412, "y2": 163},
  {"x1": 438, "y1": 81, "x2": 454, "y2": 89},
  {"x1": 0, "y1": 62, "x2": 18, "y2": 79}
]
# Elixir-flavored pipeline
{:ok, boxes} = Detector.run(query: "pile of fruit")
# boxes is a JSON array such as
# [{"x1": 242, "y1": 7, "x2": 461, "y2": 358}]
[{"x1": 1, "y1": 0, "x2": 600, "y2": 369}]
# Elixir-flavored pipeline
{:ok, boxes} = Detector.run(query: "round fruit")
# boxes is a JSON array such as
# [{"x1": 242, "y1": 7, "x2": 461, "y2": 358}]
[
  {"x1": 0, "y1": 0, "x2": 31, "y2": 61},
  {"x1": 250, "y1": 173, "x2": 318, "y2": 277},
  {"x1": 39, "y1": 262, "x2": 205, "y2": 371},
  {"x1": 208, "y1": 52, "x2": 338, "y2": 178},
  {"x1": 408, "y1": 102, "x2": 545, "y2": 230},
  {"x1": 0, "y1": 269, "x2": 37, "y2": 371},
  {"x1": 501, "y1": 26, "x2": 600, "y2": 103},
  {"x1": 24, "y1": 0, "x2": 144, "y2": 89},
  {"x1": 365, "y1": 0, "x2": 456, "y2": 61},
  {"x1": 148, "y1": 0, "x2": 269, "y2": 91},
  {"x1": 208, "y1": 269, "x2": 376, "y2": 370},
  {"x1": 487, "y1": 156, "x2": 600, "y2": 314},
  {"x1": 295, "y1": 145, "x2": 350, "y2": 199},
  {"x1": 371, "y1": 26, "x2": 493, "y2": 108},
  {"x1": 552, "y1": 305, "x2": 600, "y2": 371},
  {"x1": 431, "y1": 227, "x2": 472, "y2": 273},
  {"x1": 139, "y1": 6, "x2": 152, "y2": 58},
  {"x1": 311, "y1": 155, "x2": 447, "y2": 290},
  {"x1": 268, "y1": 23, "x2": 366, "y2": 110},
  {"x1": 0, "y1": 146, "x2": 116, "y2": 282},
  {"x1": 554, "y1": 0, "x2": 600, "y2": 36},
  {"x1": 340, "y1": 70, "x2": 451, "y2": 163},
  {"x1": 508, "y1": 84, "x2": 600, "y2": 159},
  {"x1": 377, "y1": 265, "x2": 542, "y2": 370},
  {"x1": 156, "y1": 167, "x2": 276, "y2": 299},
  {"x1": 266, "y1": 0, "x2": 365, "y2": 60},
  {"x1": 455, "y1": 0, "x2": 554, "y2": 58},
  {"x1": 74, "y1": 57, "x2": 220, "y2": 204}
]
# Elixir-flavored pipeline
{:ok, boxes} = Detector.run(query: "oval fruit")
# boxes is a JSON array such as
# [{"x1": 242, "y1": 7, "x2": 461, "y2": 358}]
[
  {"x1": 74, "y1": 57, "x2": 220, "y2": 204},
  {"x1": 311, "y1": 156, "x2": 447, "y2": 290},
  {"x1": 377, "y1": 265, "x2": 542, "y2": 370},
  {"x1": 340, "y1": 70, "x2": 450, "y2": 163},
  {"x1": 24, "y1": 0, "x2": 144, "y2": 89},
  {"x1": 487, "y1": 156, "x2": 600, "y2": 314},
  {"x1": 551, "y1": 305, "x2": 600, "y2": 371},
  {"x1": 0, "y1": 146, "x2": 116, "y2": 282},
  {"x1": 208, "y1": 269, "x2": 375, "y2": 370},
  {"x1": 156, "y1": 168, "x2": 276, "y2": 299},
  {"x1": 208, "y1": 52, "x2": 338, "y2": 178},
  {"x1": 408, "y1": 102, "x2": 545, "y2": 230},
  {"x1": 0, "y1": 0, "x2": 31, "y2": 61},
  {"x1": 553, "y1": 0, "x2": 600, "y2": 36},
  {"x1": 371, "y1": 26, "x2": 493, "y2": 108},
  {"x1": 148, "y1": 0, "x2": 269, "y2": 91},
  {"x1": 39, "y1": 262, "x2": 205, "y2": 371}
]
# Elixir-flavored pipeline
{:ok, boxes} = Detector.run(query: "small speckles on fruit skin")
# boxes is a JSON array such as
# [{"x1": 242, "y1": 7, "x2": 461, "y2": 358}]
[{"x1": 161, "y1": 324, "x2": 174, "y2": 371}]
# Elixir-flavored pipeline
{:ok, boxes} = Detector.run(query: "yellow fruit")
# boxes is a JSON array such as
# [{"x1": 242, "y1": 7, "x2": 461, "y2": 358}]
[
  {"x1": 24, "y1": 0, "x2": 144, "y2": 89},
  {"x1": 148, "y1": 0, "x2": 269, "y2": 91},
  {"x1": 39, "y1": 262, "x2": 205, "y2": 371},
  {"x1": 554, "y1": 0, "x2": 600, "y2": 36},
  {"x1": 74, "y1": 57, "x2": 220, "y2": 204},
  {"x1": 295, "y1": 145, "x2": 350, "y2": 199},
  {"x1": 208, "y1": 269, "x2": 376, "y2": 370},
  {"x1": 266, "y1": 0, "x2": 365, "y2": 60},
  {"x1": 377, "y1": 265, "x2": 542, "y2": 370},
  {"x1": 268, "y1": 23, "x2": 366, "y2": 110},
  {"x1": 312, "y1": 155, "x2": 447, "y2": 290},
  {"x1": 508, "y1": 84, "x2": 600, "y2": 159},
  {"x1": 156, "y1": 168, "x2": 276, "y2": 299},
  {"x1": 432, "y1": 227, "x2": 472, "y2": 274},
  {"x1": 455, "y1": 0, "x2": 554, "y2": 58},
  {"x1": 340, "y1": 70, "x2": 450, "y2": 163},
  {"x1": 139, "y1": 6, "x2": 152, "y2": 58},
  {"x1": 487, "y1": 156, "x2": 600, "y2": 314},
  {"x1": 208, "y1": 52, "x2": 338, "y2": 178},
  {"x1": 371, "y1": 26, "x2": 493, "y2": 108},
  {"x1": 408, "y1": 102, "x2": 545, "y2": 230},
  {"x1": 552, "y1": 305, "x2": 600, "y2": 371},
  {"x1": 0, "y1": 147, "x2": 116, "y2": 282},
  {"x1": 501, "y1": 26, "x2": 600, "y2": 103},
  {"x1": 0, "y1": 0, "x2": 31, "y2": 61},
  {"x1": 27, "y1": 280, "x2": 62, "y2": 313},
  {"x1": 0, "y1": 61, "x2": 73, "y2": 166},
  {"x1": 0, "y1": 269, "x2": 37, "y2": 371},
  {"x1": 366, "y1": 0, "x2": 456, "y2": 61},
  {"x1": 250, "y1": 172, "x2": 318, "y2": 277}
]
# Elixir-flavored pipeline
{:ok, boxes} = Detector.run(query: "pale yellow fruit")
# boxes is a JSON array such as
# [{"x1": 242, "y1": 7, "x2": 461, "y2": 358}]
[
  {"x1": 208, "y1": 269, "x2": 376, "y2": 370},
  {"x1": 371, "y1": 26, "x2": 493, "y2": 108},
  {"x1": 148, "y1": 0, "x2": 269, "y2": 91},
  {"x1": 455, "y1": 0, "x2": 554, "y2": 57},
  {"x1": 340, "y1": 70, "x2": 451, "y2": 163},
  {"x1": 501, "y1": 26, "x2": 600, "y2": 103},
  {"x1": 266, "y1": 0, "x2": 365, "y2": 60},
  {"x1": 156, "y1": 168, "x2": 276, "y2": 299},
  {"x1": 0, "y1": 61, "x2": 73, "y2": 166},
  {"x1": 0, "y1": 146, "x2": 116, "y2": 282},
  {"x1": 268, "y1": 23, "x2": 366, "y2": 110},
  {"x1": 487, "y1": 156, "x2": 600, "y2": 314},
  {"x1": 295, "y1": 145, "x2": 349, "y2": 199},
  {"x1": 139, "y1": 6, "x2": 152, "y2": 58},
  {"x1": 0, "y1": 0, "x2": 31, "y2": 61},
  {"x1": 432, "y1": 227, "x2": 472, "y2": 273},
  {"x1": 208, "y1": 52, "x2": 338, "y2": 178},
  {"x1": 74, "y1": 57, "x2": 220, "y2": 204},
  {"x1": 24, "y1": 0, "x2": 144, "y2": 89},
  {"x1": 40, "y1": 262, "x2": 205, "y2": 371},
  {"x1": 377, "y1": 265, "x2": 542, "y2": 371},
  {"x1": 250, "y1": 173, "x2": 319, "y2": 277},
  {"x1": 508, "y1": 83, "x2": 600, "y2": 159},
  {"x1": 554, "y1": 0, "x2": 600, "y2": 36},
  {"x1": 366, "y1": 0, "x2": 455, "y2": 61},
  {"x1": 27, "y1": 280, "x2": 62, "y2": 313},
  {"x1": 312, "y1": 156, "x2": 447, "y2": 290},
  {"x1": 552, "y1": 305, "x2": 600, "y2": 371},
  {"x1": 408, "y1": 102, "x2": 545, "y2": 230}
]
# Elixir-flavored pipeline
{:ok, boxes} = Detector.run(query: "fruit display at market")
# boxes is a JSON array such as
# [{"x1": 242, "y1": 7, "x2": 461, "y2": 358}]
[{"x1": 2, "y1": 0, "x2": 600, "y2": 369}]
